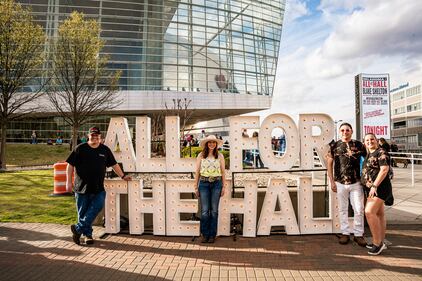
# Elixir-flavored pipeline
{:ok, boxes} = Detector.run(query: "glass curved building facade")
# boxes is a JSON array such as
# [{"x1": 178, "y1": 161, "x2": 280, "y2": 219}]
[{"x1": 10, "y1": 0, "x2": 286, "y2": 142}]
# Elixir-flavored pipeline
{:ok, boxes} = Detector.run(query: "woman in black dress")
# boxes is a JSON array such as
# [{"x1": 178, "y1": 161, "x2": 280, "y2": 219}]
[{"x1": 361, "y1": 133, "x2": 394, "y2": 255}]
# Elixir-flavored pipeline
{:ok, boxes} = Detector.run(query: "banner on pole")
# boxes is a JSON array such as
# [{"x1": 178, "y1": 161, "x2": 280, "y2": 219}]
[{"x1": 355, "y1": 73, "x2": 391, "y2": 140}]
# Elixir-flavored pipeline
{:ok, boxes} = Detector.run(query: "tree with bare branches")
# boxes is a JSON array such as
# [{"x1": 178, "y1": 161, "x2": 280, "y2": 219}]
[
  {"x1": 0, "y1": 0, "x2": 46, "y2": 169},
  {"x1": 165, "y1": 98, "x2": 195, "y2": 142},
  {"x1": 47, "y1": 11, "x2": 121, "y2": 149}
]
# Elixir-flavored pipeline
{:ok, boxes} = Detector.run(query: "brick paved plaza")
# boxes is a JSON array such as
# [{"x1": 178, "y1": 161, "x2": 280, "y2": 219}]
[{"x1": 0, "y1": 222, "x2": 421, "y2": 281}]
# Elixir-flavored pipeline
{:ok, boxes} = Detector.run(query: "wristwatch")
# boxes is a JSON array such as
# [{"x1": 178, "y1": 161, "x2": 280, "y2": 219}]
[
  {"x1": 370, "y1": 184, "x2": 377, "y2": 189},
  {"x1": 121, "y1": 173, "x2": 126, "y2": 179}
]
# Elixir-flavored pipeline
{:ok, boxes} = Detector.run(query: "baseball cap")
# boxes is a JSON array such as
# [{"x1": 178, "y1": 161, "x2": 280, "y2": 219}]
[{"x1": 88, "y1": 127, "x2": 101, "y2": 135}]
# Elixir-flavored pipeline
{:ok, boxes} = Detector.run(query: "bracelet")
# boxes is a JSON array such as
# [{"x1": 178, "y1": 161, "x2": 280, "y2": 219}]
[
  {"x1": 121, "y1": 173, "x2": 126, "y2": 179},
  {"x1": 370, "y1": 184, "x2": 377, "y2": 189}
]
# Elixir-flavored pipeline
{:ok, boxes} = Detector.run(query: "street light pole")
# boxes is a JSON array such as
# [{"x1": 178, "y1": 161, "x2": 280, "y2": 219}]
[{"x1": 334, "y1": 119, "x2": 343, "y2": 141}]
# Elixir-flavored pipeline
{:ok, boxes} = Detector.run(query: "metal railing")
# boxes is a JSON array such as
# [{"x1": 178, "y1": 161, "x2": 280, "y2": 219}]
[{"x1": 389, "y1": 152, "x2": 422, "y2": 186}]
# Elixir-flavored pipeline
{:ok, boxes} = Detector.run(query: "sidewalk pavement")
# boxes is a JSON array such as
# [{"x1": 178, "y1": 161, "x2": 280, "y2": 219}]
[
  {"x1": 0, "y1": 166, "x2": 421, "y2": 281},
  {"x1": 385, "y1": 165, "x2": 422, "y2": 223},
  {"x1": 0, "y1": 223, "x2": 421, "y2": 281}
]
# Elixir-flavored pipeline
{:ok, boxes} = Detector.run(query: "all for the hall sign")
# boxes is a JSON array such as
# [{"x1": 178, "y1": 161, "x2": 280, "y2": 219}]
[
  {"x1": 355, "y1": 73, "x2": 391, "y2": 140},
  {"x1": 103, "y1": 114, "x2": 349, "y2": 237}
]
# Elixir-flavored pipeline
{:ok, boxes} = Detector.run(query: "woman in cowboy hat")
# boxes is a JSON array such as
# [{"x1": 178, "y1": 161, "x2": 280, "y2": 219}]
[{"x1": 195, "y1": 135, "x2": 226, "y2": 243}]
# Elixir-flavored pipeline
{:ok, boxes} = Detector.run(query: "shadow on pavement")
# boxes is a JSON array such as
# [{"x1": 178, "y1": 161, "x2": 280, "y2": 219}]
[{"x1": 0, "y1": 226, "x2": 171, "y2": 281}]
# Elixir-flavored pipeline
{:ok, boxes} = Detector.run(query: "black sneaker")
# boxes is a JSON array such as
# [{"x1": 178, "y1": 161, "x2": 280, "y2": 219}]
[
  {"x1": 208, "y1": 237, "x2": 215, "y2": 243},
  {"x1": 85, "y1": 235, "x2": 94, "y2": 245},
  {"x1": 368, "y1": 243, "x2": 386, "y2": 255},
  {"x1": 70, "y1": 224, "x2": 81, "y2": 245},
  {"x1": 366, "y1": 243, "x2": 388, "y2": 250}
]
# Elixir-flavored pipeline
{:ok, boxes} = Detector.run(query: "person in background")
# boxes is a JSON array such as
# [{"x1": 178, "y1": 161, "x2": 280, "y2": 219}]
[
  {"x1": 326, "y1": 122, "x2": 367, "y2": 247},
  {"x1": 56, "y1": 136, "x2": 63, "y2": 145},
  {"x1": 66, "y1": 127, "x2": 131, "y2": 245},
  {"x1": 252, "y1": 131, "x2": 264, "y2": 168},
  {"x1": 390, "y1": 141, "x2": 399, "y2": 167},
  {"x1": 378, "y1": 138, "x2": 391, "y2": 152},
  {"x1": 31, "y1": 130, "x2": 37, "y2": 144},
  {"x1": 194, "y1": 135, "x2": 226, "y2": 243},
  {"x1": 361, "y1": 133, "x2": 394, "y2": 255}
]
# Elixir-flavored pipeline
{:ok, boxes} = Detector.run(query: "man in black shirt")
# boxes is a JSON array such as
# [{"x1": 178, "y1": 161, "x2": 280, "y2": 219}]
[
  {"x1": 327, "y1": 123, "x2": 367, "y2": 247},
  {"x1": 66, "y1": 127, "x2": 131, "y2": 245}
]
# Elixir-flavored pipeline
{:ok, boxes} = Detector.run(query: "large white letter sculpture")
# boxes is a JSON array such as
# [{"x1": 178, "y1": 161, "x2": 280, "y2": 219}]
[
  {"x1": 218, "y1": 180, "x2": 258, "y2": 237},
  {"x1": 128, "y1": 180, "x2": 166, "y2": 235},
  {"x1": 104, "y1": 117, "x2": 136, "y2": 172},
  {"x1": 136, "y1": 117, "x2": 166, "y2": 172},
  {"x1": 257, "y1": 179, "x2": 300, "y2": 235},
  {"x1": 165, "y1": 179, "x2": 199, "y2": 236},
  {"x1": 104, "y1": 179, "x2": 128, "y2": 233},
  {"x1": 101, "y1": 114, "x2": 348, "y2": 237},
  {"x1": 258, "y1": 114, "x2": 300, "y2": 171},
  {"x1": 299, "y1": 114, "x2": 333, "y2": 169},
  {"x1": 229, "y1": 116, "x2": 260, "y2": 172}
]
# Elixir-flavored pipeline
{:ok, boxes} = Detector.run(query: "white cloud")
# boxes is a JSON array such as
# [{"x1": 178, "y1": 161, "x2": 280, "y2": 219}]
[
  {"x1": 307, "y1": 0, "x2": 422, "y2": 78},
  {"x1": 284, "y1": 0, "x2": 309, "y2": 24},
  {"x1": 264, "y1": 0, "x2": 422, "y2": 126}
]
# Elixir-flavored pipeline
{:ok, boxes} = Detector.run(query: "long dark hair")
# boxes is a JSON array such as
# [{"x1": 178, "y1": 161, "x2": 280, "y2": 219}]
[{"x1": 202, "y1": 141, "x2": 219, "y2": 159}]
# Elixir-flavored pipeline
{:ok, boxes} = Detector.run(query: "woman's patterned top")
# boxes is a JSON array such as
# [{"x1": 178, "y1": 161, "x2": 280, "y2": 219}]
[
  {"x1": 361, "y1": 148, "x2": 390, "y2": 187},
  {"x1": 200, "y1": 158, "x2": 221, "y2": 177},
  {"x1": 328, "y1": 139, "x2": 366, "y2": 184}
]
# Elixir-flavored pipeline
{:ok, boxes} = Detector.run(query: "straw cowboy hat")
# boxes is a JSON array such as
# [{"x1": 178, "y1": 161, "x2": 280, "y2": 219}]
[{"x1": 199, "y1": 135, "x2": 223, "y2": 149}]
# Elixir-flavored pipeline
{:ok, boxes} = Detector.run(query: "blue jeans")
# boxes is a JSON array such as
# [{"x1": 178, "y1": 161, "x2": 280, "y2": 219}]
[
  {"x1": 198, "y1": 179, "x2": 222, "y2": 238},
  {"x1": 74, "y1": 191, "x2": 106, "y2": 236}
]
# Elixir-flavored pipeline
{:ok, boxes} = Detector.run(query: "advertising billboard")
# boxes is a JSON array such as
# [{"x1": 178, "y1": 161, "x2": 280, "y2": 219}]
[{"x1": 355, "y1": 73, "x2": 391, "y2": 140}]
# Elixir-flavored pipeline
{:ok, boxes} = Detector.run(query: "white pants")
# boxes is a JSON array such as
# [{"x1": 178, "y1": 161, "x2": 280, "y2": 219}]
[{"x1": 336, "y1": 181, "x2": 364, "y2": 236}]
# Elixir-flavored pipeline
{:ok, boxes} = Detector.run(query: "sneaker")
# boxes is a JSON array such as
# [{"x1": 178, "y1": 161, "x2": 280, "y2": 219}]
[
  {"x1": 354, "y1": 236, "x2": 367, "y2": 247},
  {"x1": 368, "y1": 243, "x2": 386, "y2": 255},
  {"x1": 339, "y1": 234, "x2": 350, "y2": 245},
  {"x1": 366, "y1": 243, "x2": 387, "y2": 250},
  {"x1": 201, "y1": 236, "x2": 209, "y2": 243},
  {"x1": 70, "y1": 224, "x2": 81, "y2": 245},
  {"x1": 208, "y1": 237, "x2": 215, "y2": 243},
  {"x1": 85, "y1": 235, "x2": 94, "y2": 245}
]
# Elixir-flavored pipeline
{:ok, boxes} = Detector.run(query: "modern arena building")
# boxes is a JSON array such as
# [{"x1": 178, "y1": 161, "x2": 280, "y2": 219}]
[{"x1": 10, "y1": 0, "x2": 285, "y2": 142}]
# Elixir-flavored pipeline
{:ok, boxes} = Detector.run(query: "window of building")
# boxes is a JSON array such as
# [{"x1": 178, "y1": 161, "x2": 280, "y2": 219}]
[
  {"x1": 393, "y1": 121, "x2": 406, "y2": 129},
  {"x1": 406, "y1": 85, "x2": 421, "y2": 98},
  {"x1": 394, "y1": 106, "x2": 405, "y2": 115},
  {"x1": 392, "y1": 90, "x2": 405, "y2": 101},
  {"x1": 407, "y1": 102, "x2": 422, "y2": 112},
  {"x1": 408, "y1": 118, "x2": 422, "y2": 128}
]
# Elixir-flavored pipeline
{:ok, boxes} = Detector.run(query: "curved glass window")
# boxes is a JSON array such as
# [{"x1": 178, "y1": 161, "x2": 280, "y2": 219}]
[{"x1": 20, "y1": 0, "x2": 285, "y2": 96}]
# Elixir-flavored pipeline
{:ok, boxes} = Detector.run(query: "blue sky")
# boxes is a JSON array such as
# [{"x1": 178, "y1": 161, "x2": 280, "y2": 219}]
[{"x1": 256, "y1": 0, "x2": 422, "y2": 127}]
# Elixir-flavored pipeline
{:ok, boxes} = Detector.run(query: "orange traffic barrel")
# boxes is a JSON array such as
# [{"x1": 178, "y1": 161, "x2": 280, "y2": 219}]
[{"x1": 51, "y1": 162, "x2": 73, "y2": 196}]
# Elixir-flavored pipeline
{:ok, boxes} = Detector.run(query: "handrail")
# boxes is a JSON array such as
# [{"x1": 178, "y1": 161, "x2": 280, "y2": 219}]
[{"x1": 389, "y1": 152, "x2": 420, "y2": 187}]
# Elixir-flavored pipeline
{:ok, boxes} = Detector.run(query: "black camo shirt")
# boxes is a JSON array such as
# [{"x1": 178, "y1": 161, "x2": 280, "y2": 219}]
[{"x1": 328, "y1": 139, "x2": 366, "y2": 184}]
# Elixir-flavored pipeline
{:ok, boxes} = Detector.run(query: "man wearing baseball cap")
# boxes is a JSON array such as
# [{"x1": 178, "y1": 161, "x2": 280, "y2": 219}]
[{"x1": 66, "y1": 126, "x2": 131, "y2": 245}]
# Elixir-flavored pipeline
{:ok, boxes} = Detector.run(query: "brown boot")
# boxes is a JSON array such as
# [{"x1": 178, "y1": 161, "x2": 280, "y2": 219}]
[
  {"x1": 339, "y1": 234, "x2": 350, "y2": 244},
  {"x1": 354, "y1": 236, "x2": 367, "y2": 247}
]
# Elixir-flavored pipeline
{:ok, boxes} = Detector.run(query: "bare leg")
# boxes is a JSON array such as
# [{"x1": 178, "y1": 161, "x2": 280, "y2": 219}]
[
  {"x1": 365, "y1": 197, "x2": 384, "y2": 246},
  {"x1": 376, "y1": 204, "x2": 386, "y2": 241}
]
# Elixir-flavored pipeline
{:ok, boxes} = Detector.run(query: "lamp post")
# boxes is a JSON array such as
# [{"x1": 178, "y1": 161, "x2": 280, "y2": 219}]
[{"x1": 334, "y1": 119, "x2": 343, "y2": 141}]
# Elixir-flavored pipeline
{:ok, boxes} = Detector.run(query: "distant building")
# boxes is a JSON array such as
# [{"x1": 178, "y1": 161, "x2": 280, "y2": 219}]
[
  {"x1": 390, "y1": 82, "x2": 422, "y2": 152},
  {"x1": 7, "y1": 0, "x2": 286, "y2": 143}
]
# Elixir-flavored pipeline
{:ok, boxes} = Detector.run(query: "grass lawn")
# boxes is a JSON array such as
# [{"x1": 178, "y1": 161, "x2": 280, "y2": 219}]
[
  {"x1": 6, "y1": 143, "x2": 70, "y2": 166},
  {"x1": 0, "y1": 170, "x2": 76, "y2": 224}
]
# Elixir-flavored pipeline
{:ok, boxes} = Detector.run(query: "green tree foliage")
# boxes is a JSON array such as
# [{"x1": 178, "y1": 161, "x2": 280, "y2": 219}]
[
  {"x1": 47, "y1": 11, "x2": 121, "y2": 148},
  {"x1": 0, "y1": 0, "x2": 45, "y2": 169}
]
